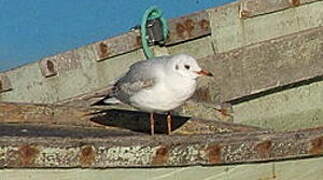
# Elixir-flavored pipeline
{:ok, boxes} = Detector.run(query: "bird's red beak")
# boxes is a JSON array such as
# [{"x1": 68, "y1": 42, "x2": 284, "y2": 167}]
[{"x1": 195, "y1": 70, "x2": 213, "y2": 76}]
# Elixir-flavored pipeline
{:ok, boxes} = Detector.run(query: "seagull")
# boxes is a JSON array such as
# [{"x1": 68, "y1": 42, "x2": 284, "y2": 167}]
[{"x1": 97, "y1": 53, "x2": 213, "y2": 135}]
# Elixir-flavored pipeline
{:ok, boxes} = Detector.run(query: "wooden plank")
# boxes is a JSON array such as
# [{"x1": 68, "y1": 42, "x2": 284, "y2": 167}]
[
  {"x1": 240, "y1": 0, "x2": 322, "y2": 18},
  {"x1": 0, "y1": 102, "x2": 264, "y2": 134},
  {"x1": 94, "y1": 10, "x2": 210, "y2": 61},
  {"x1": 0, "y1": 125, "x2": 322, "y2": 168},
  {"x1": 38, "y1": 49, "x2": 83, "y2": 78},
  {"x1": 94, "y1": 31, "x2": 142, "y2": 61},
  {"x1": 0, "y1": 102, "x2": 100, "y2": 127},
  {"x1": 209, "y1": 0, "x2": 323, "y2": 53},
  {"x1": 166, "y1": 10, "x2": 210, "y2": 45},
  {"x1": 197, "y1": 26, "x2": 323, "y2": 103}
]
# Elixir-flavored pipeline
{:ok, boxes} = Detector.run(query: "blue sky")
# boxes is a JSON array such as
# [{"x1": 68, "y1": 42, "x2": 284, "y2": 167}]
[{"x1": 0, "y1": 0, "x2": 234, "y2": 72}]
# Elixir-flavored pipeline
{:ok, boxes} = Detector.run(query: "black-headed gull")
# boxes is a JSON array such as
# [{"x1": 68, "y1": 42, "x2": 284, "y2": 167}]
[{"x1": 99, "y1": 53, "x2": 213, "y2": 135}]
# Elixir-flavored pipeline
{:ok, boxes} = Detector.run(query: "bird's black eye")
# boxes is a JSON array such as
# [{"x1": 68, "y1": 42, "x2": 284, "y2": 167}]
[{"x1": 184, "y1": 64, "x2": 190, "y2": 70}]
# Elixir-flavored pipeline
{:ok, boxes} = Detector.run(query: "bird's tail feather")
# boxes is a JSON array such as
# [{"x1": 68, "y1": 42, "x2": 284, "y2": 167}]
[
  {"x1": 91, "y1": 94, "x2": 122, "y2": 106},
  {"x1": 103, "y1": 97, "x2": 122, "y2": 105},
  {"x1": 91, "y1": 78, "x2": 122, "y2": 106}
]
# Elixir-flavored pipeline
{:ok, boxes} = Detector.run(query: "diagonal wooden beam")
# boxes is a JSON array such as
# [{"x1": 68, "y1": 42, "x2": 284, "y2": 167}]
[{"x1": 0, "y1": 102, "x2": 265, "y2": 134}]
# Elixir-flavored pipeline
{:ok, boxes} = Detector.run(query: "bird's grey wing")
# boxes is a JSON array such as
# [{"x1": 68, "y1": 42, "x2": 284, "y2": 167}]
[
  {"x1": 113, "y1": 60, "x2": 161, "y2": 103},
  {"x1": 92, "y1": 57, "x2": 167, "y2": 106}
]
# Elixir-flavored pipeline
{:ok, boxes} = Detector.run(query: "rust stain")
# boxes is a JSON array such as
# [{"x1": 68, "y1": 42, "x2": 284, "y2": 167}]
[
  {"x1": 289, "y1": 0, "x2": 300, "y2": 6},
  {"x1": 240, "y1": 9, "x2": 251, "y2": 18},
  {"x1": 255, "y1": 140, "x2": 272, "y2": 159},
  {"x1": 79, "y1": 145, "x2": 96, "y2": 166},
  {"x1": 152, "y1": 146, "x2": 169, "y2": 165},
  {"x1": 207, "y1": 144, "x2": 222, "y2": 164},
  {"x1": 136, "y1": 36, "x2": 142, "y2": 47},
  {"x1": 18, "y1": 145, "x2": 40, "y2": 166},
  {"x1": 184, "y1": 19, "x2": 195, "y2": 37},
  {"x1": 175, "y1": 19, "x2": 195, "y2": 39},
  {"x1": 99, "y1": 42, "x2": 109, "y2": 58},
  {"x1": 214, "y1": 107, "x2": 234, "y2": 120},
  {"x1": 309, "y1": 136, "x2": 323, "y2": 155},
  {"x1": 214, "y1": 107, "x2": 230, "y2": 117},
  {"x1": 199, "y1": 19, "x2": 209, "y2": 31},
  {"x1": 46, "y1": 60, "x2": 56, "y2": 74},
  {"x1": 176, "y1": 23, "x2": 186, "y2": 39},
  {"x1": 0, "y1": 103, "x2": 17, "y2": 112}
]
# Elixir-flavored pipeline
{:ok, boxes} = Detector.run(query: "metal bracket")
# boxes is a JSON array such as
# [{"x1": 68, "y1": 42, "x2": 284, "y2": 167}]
[
  {"x1": 38, "y1": 50, "x2": 82, "y2": 77},
  {"x1": 39, "y1": 59, "x2": 57, "y2": 78},
  {"x1": 0, "y1": 73, "x2": 13, "y2": 93},
  {"x1": 146, "y1": 18, "x2": 165, "y2": 46}
]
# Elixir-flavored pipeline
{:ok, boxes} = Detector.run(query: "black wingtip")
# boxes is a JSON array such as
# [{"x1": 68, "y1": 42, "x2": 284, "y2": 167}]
[{"x1": 91, "y1": 95, "x2": 112, "y2": 106}]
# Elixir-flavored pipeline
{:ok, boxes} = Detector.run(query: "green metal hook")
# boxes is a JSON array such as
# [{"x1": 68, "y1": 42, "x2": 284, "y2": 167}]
[{"x1": 140, "y1": 6, "x2": 169, "y2": 59}]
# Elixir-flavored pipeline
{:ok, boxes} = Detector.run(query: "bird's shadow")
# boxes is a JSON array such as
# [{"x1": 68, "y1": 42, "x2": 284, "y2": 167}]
[{"x1": 90, "y1": 109, "x2": 190, "y2": 134}]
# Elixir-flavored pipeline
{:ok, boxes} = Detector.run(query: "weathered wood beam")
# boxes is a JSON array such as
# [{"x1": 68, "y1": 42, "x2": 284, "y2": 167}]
[
  {"x1": 0, "y1": 102, "x2": 101, "y2": 127},
  {"x1": 0, "y1": 102, "x2": 264, "y2": 134},
  {"x1": 93, "y1": 10, "x2": 210, "y2": 61},
  {"x1": 240, "y1": 0, "x2": 321, "y2": 18},
  {"x1": 197, "y1": 26, "x2": 323, "y2": 103},
  {"x1": 0, "y1": 125, "x2": 322, "y2": 168}
]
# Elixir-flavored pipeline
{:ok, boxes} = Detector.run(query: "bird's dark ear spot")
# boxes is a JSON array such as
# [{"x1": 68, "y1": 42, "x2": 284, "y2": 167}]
[{"x1": 175, "y1": 64, "x2": 179, "y2": 70}]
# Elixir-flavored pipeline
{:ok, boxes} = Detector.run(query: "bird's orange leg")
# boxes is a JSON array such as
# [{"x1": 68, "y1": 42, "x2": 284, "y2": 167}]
[
  {"x1": 150, "y1": 113, "x2": 155, "y2": 136},
  {"x1": 166, "y1": 112, "x2": 172, "y2": 135}
]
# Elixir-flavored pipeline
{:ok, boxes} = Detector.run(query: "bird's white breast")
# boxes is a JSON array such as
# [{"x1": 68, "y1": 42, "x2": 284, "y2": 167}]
[{"x1": 129, "y1": 76, "x2": 196, "y2": 112}]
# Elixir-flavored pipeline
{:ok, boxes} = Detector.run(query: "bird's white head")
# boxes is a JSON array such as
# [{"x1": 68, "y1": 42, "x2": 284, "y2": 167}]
[{"x1": 168, "y1": 54, "x2": 213, "y2": 79}]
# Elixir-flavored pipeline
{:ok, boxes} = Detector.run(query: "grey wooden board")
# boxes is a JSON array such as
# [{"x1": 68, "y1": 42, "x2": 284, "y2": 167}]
[
  {"x1": 1, "y1": 156, "x2": 323, "y2": 180},
  {"x1": 239, "y1": 0, "x2": 322, "y2": 18},
  {"x1": 209, "y1": 0, "x2": 323, "y2": 53},
  {"x1": 234, "y1": 78, "x2": 323, "y2": 131}
]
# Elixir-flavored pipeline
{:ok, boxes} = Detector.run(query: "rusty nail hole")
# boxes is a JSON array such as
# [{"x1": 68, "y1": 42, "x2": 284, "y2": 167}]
[
  {"x1": 99, "y1": 42, "x2": 108, "y2": 56},
  {"x1": 199, "y1": 19, "x2": 209, "y2": 31},
  {"x1": 309, "y1": 136, "x2": 323, "y2": 155},
  {"x1": 290, "y1": 0, "x2": 300, "y2": 6},
  {"x1": 152, "y1": 146, "x2": 169, "y2": 165},
  {"x1": 46, "y1": 60, "x2": 55, "y2": 73},
  {"x1": 176, "y1": 19, "x2": 195, "y2": 38},
  {"x1": 184, "y1": 19, "x2": 195, "y2": 33},
  {"x1": 18, "y1": 145, "x2": 40, "y2": 166},
  {"x1": 80, "y1": 146, "x2": 96, "y2": 166},
  {"x1": 240, "y1": 9, "x2": 251, "y2": 18},
  {"x1": 207, "y1": 144, "x2": 222, "y2": 164},
  {"x1": 255, "y1": 140, "x2": 272, "y2": 158},
  {"x1": 176, "y1": 23, "x2": 186, "y2": 35}
]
